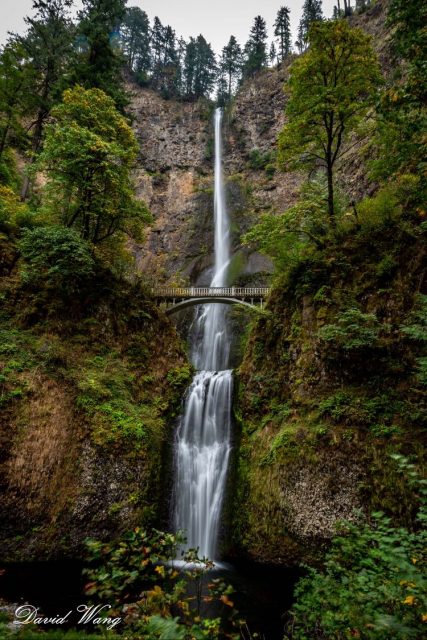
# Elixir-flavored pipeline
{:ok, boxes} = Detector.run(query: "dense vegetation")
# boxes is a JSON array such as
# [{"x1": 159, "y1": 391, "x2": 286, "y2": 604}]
[{"x1": 0, "y1": 0, "x2": 426, "y2": 639}]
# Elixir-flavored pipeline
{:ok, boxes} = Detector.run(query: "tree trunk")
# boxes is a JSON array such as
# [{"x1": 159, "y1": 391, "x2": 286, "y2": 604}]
[
  {"x1": 0, "y1": 117, "x2": 12, "y2": 160},
  {"x1": 21, "y1": 109, "x2": 45, "y2": 201},
  {"x1": 327, "y1": 160, "x2": 336, "y2": 227}
]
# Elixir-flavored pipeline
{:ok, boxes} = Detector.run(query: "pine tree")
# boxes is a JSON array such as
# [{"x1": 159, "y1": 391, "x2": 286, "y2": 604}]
[
  {"x1": 0, "y1": 42, "x2": 34, "y2": 160},
  {"x1": 120, "y1": 6, "x2": 150, "y2": 75},
  {"x1": 150, "y1": 16, "x2": 164, "y2": 88},
  {"x1": 72, "y1": 0, "x2": 127, "y2": 108},
  {"x1": 220, "y1": 35, "x2": 242, "y2": 100},
  {"x1": 243, "y1": 15, "x2": 268, "y2": 79},
  {"x1": 183, "y1": 36, "x2": 216, "y2": 99},
  {"x1": 298, "y1": 0, "x2": 323, "y2": 51},
  {"x1": 13, "y1": 0, "x2": 75, "y2": 198},
  {"x1": 161, "y1": 25, "x2": 180, "y2": 97},
  {"x1": 274, "y1": 6, "x2": 292, "y2": 62}
]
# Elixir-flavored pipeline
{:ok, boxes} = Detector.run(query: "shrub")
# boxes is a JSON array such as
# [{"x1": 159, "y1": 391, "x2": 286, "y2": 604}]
[
  {"x1": 318, "y1": 308, "x2": 382, "y2": 351},
  {"x1": 285, "y1": 455, "x2": 427, "y2": 640},
  {"x1": 401, "y1": 295, "x2": 427, "y2": 385},
  {"x1": 0, "y1": 185, "x2": 33, "y2": 237},
  {"x1": 19, "y1": 226, "x2": 95, "y2": 294},
  {"x1": 84, "y1": 529, "x2": 241, "y2": 639},
  {"x1": 247, "y1": 148, "x2": 273, "y2": 171}
]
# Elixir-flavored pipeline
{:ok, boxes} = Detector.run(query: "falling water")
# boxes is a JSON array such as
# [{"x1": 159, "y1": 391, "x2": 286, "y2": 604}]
[{"x1": 173, "y1": 109, "x2": 233, "y2": 560}]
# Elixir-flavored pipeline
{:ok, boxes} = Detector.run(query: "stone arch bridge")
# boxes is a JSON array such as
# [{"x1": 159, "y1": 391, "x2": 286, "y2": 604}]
[{"x1": 152, "y1": 287, "x2": 271, "y2": 315}]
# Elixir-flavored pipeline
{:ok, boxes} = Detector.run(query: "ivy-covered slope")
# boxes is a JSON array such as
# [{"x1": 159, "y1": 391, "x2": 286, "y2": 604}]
[
  {"x1": 0, "y1": 258, "x2": 191, "y2": 560},
  {"x1": 232, "y1": 211, "x2": 426, "y2": 565}
]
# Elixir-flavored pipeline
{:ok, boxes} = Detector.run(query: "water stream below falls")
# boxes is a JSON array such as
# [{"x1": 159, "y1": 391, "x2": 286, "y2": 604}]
[{"x1": 173, "y1": 108, "x2": 233, "y2": 560}]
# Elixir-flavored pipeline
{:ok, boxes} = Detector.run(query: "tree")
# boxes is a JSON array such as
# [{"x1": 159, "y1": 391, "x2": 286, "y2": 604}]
[
  {"x1": 372, "y1": 0, "x2": 427, "y2": 182},
  {"x1": 150, "y1": 16, "x2": 165, "y2": 88},
  {"x1": 0, "y1": 42, "x2": 33, "y2": 161},
  {"x1": 220, "y1": 36, "x2": 242, "y2": 100},
  {"x1": 19, "y1": 226, "x2": 95, "y2": 294},
  {"x1": 274, "y1": 6, "x2": 292, "y2": 62},
  {"x1": 36, "y1": 86, "x2": 150, "y2": 245},
  {"x1": 243, "y1": 16, "x2": 268, "y2": 79},
  {"x1": 72, "y1": 0, "x2": 127, "y2": 108},
  {"x1": 183, "y1": 36, "x2": 216, "y2": 99},
  {"x1": 278, "y1": 21, "x2": 381, "y2": 224},
  {"x1": 13, "y1": 0, "x2": 75, "y2": 198},
  {"x1": 120, "y1": 6, "x2": 150, "y2": 75},
  {"x1": 297, "y1": 0, "x2": 323, "y2": 51}
]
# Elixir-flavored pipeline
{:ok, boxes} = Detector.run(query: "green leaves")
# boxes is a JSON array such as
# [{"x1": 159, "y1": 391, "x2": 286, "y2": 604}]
[
  {"x1": 318, "y1": 308, "x2": 382, "y2": 351},
  {"x1": 19, "y1": 226, "x2": 95, "y2": 294},
  {"x1": 286, "y1": 457, "x2": 427, "y2": 640},
  {"x1": 36, "y1": 86, "x2": 150, "y2": 247},
  {"x1": 279, "y1": 20, "x2": 381, "y2": 220}
]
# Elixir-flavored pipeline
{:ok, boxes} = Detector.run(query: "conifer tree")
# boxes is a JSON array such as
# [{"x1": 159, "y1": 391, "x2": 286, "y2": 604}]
[
  {"x1": 274, "y1": 6, "x2": 292, "y2": 62},
  {"x1": 14, "y1": 0, "x2": 75, "y2": 198},
  {"x1": 150, "y1": 16, "x2": 164, "y2": 87},
  {"x1": 121, "y1": 6, "x2": 150, "y2": 75},
  {"x1": 298, "y1": 0, "x2": 323, "y2": 51},
  {"x1": 220, "y1": 35, "x2": 242, "y2": 100},
  {"x1": 72, "y1": 0, "x2": 127, "y2": 108},
  {"x1": 243, "y1": 16, "x2": 268, "y2": 79},
  {"x1": 0, "y1": 42, "x2": 34, "y2": 160},
  {"x1": 183, "y1": 36, "x2": 216, "y2": 99}
]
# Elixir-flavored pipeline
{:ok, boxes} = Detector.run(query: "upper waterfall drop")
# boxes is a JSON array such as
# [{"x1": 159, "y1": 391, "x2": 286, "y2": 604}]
[
  {"x1": 173, "y1": 108, "x2": 233, "y2": 561},
  {"x1": 192, "y1": 108, "x2": 231, "y2": 372}
]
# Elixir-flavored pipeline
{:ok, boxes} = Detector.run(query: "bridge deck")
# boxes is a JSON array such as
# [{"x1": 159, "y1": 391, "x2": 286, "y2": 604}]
[{"x1": 153, "y1": 287, "x2": 270, "y2": 300}]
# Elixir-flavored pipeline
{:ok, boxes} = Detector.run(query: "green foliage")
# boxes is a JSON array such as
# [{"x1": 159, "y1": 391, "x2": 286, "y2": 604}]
[
  {"x1": 183, "y1": 36, "x2": 217, "y2": 100},
  {"x1": 373, "y1": 1, "x2": 427, "y2": 184},
  {"x1": 318, "y1": 308, "x2": 382, "y2": 351},
  {"x1": 401, "y1": 295, "x2": 427, "y2": 386},
  {"x1": 19, "y1": 226, "x2": 95, "y2": 294},
  {"x1": 0, "y1": 184, "x2": 33, "y2": 236},
  {"x1": 36, "y1": 86, "x2": 151, "y2": 246},
  {"x1": 84, "y1": 528, "x2": 241, "y2": 639},
  {"x1": 242, "y1": 16, "x2": 268, "y2": 79},
  {"x1": 279, "y1": 20, "x2": 381, "y2": 221},
  {"x1": 76, "y1": 353, "x2": 164, "y2": 448},
  {"x1": 274, "y1": 6, "x2": 292, "y2": 61},
  {"x1": 71, "y1": 0, "x2": 127, "y2": 109},
  {"x1": 0, "y1": 326, "x2": 36, "y2": 408},
  {"x1": 401, "y1": 295, "x2": 427, "y2": 344},
  {"x1": 243, "y1": 178, "x2": 330, "y2": 273},
  {"x1": 166, "y1": 365, "x2": 193, "y2": 389},
  {"x1": 121, "y1": 6, "x2": 150, "y2": 75},
  {"x1": 0, "y1": 41, "x2": 33, "y2": 161},
  {"x1": 318, "y1": 391, "x2": 404, "y2": 434},
  {"x1": 285, "y1": 456, "x2": 427, "y2": 640},
  {"x1": 247, "y1": 149, "x2": 273, "y2": 171},
  {"x1": 297, "y1": 0, "x2": 323, "y2": 52}
]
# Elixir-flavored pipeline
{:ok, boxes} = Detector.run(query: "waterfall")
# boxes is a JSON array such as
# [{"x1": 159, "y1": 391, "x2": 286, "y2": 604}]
[{"x1": 173, "y1": 109, "x2": 233, "y2": 561}]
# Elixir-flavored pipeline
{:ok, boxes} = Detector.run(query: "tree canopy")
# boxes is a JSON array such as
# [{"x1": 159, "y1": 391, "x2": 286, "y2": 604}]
[
  {"x1": 36, "y1": 85, "x2": 150, "y2": 245},
  {"x1": 279, "y1": 20, "x2": 381, "y2": 223}
]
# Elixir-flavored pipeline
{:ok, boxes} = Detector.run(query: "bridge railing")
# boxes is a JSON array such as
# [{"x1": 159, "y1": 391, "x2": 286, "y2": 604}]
[{"x1": 152, "y1": 287, "x2": 271, "y2": 299}]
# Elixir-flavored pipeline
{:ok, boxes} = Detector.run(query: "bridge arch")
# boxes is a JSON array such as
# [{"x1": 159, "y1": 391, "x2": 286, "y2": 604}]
[{"x1": 164, "y1": 297, "x2": 265, "y2": 316}]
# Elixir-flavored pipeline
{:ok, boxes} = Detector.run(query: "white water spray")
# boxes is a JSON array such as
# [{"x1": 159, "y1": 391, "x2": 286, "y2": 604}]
[{"x1": 173, "y1": 109, "x2": 233, "y2": 560}]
